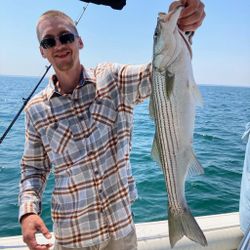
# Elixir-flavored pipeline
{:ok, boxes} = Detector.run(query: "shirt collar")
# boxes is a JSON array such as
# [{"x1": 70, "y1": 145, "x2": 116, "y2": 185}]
[
  {"x1": 82, "y1": 66, "x2": 96, "y2": 85},
  {"x1": 45, "y1": 65, "x2": 96, "y2": 100}
]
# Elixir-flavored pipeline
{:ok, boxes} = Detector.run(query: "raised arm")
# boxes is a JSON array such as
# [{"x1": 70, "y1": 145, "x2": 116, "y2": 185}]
[{"x1": 112, "y1": 63, "x2": 152, "y2": 106}]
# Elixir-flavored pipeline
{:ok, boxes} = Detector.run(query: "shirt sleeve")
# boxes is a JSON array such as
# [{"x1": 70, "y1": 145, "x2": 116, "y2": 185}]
[
  {"x1": 18, "y1": 110, "x2": 51, "y2": 222},
  {"x1": 111, "y1": 63, "x2": 152, "y2": 106}
]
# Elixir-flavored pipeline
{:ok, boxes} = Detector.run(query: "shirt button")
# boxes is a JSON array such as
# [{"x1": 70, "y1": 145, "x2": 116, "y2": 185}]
[
  {"x1": 78, "y1": 115, "x2": 84, "y2": 121},
  {"x1": 94, "y1": 170, "x2": 99, "y2": 175},
  {"x1": 53, "y1": 123, "x2": 58, "y2": 129},
  {"x1": 96, "y1": 99, "x2": 102, "y2": 105}
]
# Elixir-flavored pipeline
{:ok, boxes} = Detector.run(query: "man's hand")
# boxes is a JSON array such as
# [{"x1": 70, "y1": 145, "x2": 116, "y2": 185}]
[
  {"x1": 169, "y1": 0, "x2": 206, "y2": 32},
  {"x1": 21, "y1": 214, "x2": 53, "y2": 250}
]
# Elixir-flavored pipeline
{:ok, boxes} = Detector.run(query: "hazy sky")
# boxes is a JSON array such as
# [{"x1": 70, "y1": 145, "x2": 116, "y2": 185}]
[{"x1": 0, "y1": 0, "x2": 249, "y2": 86}]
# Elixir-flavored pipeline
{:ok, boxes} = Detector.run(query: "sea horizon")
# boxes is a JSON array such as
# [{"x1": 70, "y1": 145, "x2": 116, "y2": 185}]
[{"x1": 0, "y1": 73, "x2": 249, "y2": 89}]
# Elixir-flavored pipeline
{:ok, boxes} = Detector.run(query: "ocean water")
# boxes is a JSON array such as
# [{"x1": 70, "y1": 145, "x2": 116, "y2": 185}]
[{"x1": 0, "y1": 75, "x2": 249, "y2": 237}]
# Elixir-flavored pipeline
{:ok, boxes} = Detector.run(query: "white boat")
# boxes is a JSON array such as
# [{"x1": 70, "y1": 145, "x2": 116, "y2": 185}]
[{"x1": 0, "y1": 212, "x2": 243, "y2": 250}]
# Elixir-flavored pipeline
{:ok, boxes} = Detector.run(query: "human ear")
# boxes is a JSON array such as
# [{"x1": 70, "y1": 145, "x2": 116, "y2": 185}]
[
  {"x1": 40, "y1": 46, "x2": 47, "y2": 58},
  {"x1": 78, "y1": 37, "x2": 84, "y2": 49}
]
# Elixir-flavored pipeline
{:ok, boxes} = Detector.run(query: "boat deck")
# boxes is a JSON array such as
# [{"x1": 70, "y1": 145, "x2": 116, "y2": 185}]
[{"x1": 0, "y1": 212, "x2": 243, "y2": 250}]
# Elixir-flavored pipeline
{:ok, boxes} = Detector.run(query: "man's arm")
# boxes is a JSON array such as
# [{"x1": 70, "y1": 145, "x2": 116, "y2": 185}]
[
  {"x1": 19, "y1": 110, "x2": 52, "y2": 250},
  {"x1": 112, "y1": 63, "x2": 152, "y2": 106}
]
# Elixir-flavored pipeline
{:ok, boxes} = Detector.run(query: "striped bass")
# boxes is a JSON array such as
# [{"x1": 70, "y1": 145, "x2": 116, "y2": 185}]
[{"x1": 149, "y1": 6, "x2": 207, "y2": 248}]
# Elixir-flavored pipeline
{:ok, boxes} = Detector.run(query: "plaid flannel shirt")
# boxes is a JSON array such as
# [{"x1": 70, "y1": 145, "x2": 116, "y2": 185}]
[{"x1": 19, "y1": 62, "x2": 152, "y2": 248}]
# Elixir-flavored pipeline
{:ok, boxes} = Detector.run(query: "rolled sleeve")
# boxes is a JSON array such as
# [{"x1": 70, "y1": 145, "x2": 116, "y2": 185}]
[{"x1": 18, "y1": 110, "x2": 51, "y2": 222}]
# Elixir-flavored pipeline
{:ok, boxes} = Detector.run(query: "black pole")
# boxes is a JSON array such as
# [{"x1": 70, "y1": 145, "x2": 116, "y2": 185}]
[{"x1": 0, "y1": 65, "x2": 51, "y2": 144}]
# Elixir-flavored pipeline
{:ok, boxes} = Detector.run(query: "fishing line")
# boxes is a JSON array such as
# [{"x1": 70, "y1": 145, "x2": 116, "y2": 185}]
[
  {"x1": 75, "y1": 3, "x2": 89, "y2": 26},
  {"x1": 0, "y1": 3, "x2": 89, "y2": 145}
]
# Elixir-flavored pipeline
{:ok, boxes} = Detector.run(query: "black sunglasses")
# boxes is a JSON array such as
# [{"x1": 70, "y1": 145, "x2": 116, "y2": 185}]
[{"x1": 40, "y1": 33, "x2": 77, "y2": 49}]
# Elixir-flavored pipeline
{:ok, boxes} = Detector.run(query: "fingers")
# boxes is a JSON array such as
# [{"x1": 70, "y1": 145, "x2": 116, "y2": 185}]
[
  {"x1": 180, "y1": 0, "x2": 200, "y2": 17},
  {"x1": 180, "y1": 0, "x2": 204, "y2": 19},
  {"x1": 179, "y1": 11, "x2": 205, "y2": 32},
  {"x1": 168, "y1": 0, "x2": 205, "y2": 32},
  {"x1": 21, "y1": 214, "x2": 53, "y2": 250},
  {"x1": 23, "y1": 231, "x2": 38, "y2": 250},
  {"x1": 23, "y1": 232, "x2": 52, "y2": 250},
  {"x1": 23, "y1": 230, "x2": 53, "y2": 250},
  {"x1": 178, "y1": 0, "x2": 206, "y2": 32},
  {"x1": 38, "y1": 222, "x2": 52, "y2": 239}
]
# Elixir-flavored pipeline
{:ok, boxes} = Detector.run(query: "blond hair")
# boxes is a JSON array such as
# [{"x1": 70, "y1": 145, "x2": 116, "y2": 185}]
[{"x1": 36, "y1": 10, "x2": 78, "y2": 41}]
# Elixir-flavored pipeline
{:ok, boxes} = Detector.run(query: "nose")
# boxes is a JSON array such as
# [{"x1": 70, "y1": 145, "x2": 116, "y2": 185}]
[{"x1": 54, "y1": 37, "x2": 64, "y2": 47}]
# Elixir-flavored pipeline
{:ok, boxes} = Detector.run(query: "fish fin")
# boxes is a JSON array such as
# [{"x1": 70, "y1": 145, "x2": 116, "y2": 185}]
[
  {"x1": 241, "y1": 122, "x2": 250, "y2": 142},
  {"x1": 190, "y1": 81, "x2": 203, "y2": 107},
  {"x1": 168, "y1": 207, "x2": 207, "y2": 248},
  {"x1": 187, "y1": 147, "x2": 204, "y2": 177},
  {"x1": 151, "y1": 136, "x2": 162, "y2": 166},
  {"x1": 165, "y1": 71, "x2": 175, "y2": 99},
  {"x1": 176, "y1": 147, "x2": 204, "y2": 178},
  {"x1": 149, "y1": 96, "x2": 155, "y2": 119}
]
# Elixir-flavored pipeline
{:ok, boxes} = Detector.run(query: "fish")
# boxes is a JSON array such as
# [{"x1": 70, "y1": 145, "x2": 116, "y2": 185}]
[{"x1": 149, "y1": 6, "x2": 207, "y2": 248}]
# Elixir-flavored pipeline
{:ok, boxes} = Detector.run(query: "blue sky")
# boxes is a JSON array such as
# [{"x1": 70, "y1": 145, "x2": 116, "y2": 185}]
[{"x1": 0, "y1": 0, "x2": 249, "y2": 86}]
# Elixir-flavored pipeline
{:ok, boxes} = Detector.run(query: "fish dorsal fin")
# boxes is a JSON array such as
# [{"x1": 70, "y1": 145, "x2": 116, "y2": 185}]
[{"x1": 151, "y1": 135, "x2": 162, "y2": 166}]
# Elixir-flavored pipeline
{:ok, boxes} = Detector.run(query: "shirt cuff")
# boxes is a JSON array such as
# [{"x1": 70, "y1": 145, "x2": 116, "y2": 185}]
[{"x1": 19, "y1": 201, "x2": 40, "y2": 223}]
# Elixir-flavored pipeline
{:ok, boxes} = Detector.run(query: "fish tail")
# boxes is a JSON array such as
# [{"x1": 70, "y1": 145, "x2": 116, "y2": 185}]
[{"x1": 168, "y1": 207, "x2": 207, "y2": 248}]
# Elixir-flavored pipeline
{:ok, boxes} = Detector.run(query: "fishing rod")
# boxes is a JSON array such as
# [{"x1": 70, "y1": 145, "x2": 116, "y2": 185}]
[{"x1": 0, "y1": 4, "x2": 89, "y2": 145}]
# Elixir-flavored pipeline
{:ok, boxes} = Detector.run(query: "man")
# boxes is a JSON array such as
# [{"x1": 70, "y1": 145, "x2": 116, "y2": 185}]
[{"x1": 19, "y1": 0, "x2": 205, "y2": 249}]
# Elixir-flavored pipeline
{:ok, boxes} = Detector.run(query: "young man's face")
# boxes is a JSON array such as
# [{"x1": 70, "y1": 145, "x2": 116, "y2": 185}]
[{"x1": 38, "y1": 16, "x2": 83, "y2": 72}]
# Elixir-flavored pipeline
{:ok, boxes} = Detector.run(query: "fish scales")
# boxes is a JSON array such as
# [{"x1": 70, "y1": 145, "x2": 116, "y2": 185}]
[
  {"x1": 149, "y1": 6, "x2": 207, "y2": 248},
  {"x1": 153, "y1": 71, "x2": 180, "y2": 207}
]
